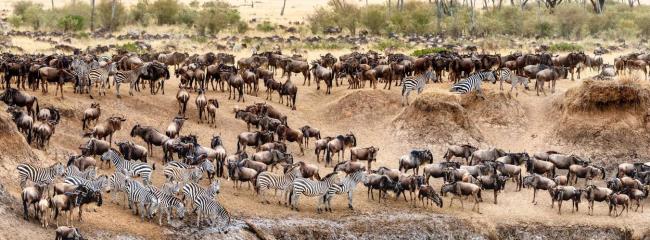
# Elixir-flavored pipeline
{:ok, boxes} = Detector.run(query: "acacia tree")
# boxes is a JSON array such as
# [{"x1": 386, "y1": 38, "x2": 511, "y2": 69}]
[{"x1": 590, "y1": 0, "x2": 604, "y2": 13}]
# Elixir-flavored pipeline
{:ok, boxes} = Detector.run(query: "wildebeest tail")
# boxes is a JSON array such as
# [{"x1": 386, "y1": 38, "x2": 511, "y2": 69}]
[{"x1": 325, "y1": 147, "x2": 331, "y2": 166}]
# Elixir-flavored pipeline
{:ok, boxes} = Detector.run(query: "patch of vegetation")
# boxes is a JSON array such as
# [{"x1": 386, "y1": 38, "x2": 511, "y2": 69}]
[
  {"x1": 373, "y1": 39, "x2": 410, "y2": 51},
  {"x1": 549, "y1": 42, "x2": 584, "y2": 52},
  {"x1": 302, "y1": 42, "x2": 352, "y2": 50},
  {"x1": 57, "y1": 15, "x2": 85, "y2": 32},
  {"x1": 117, "y1": 42, "x2": 146, "y2": 54},
  {"x1": 256, "y1": 21, "x2": 276, "y2": 32},
  {"x1": 412, "y1": 47, "x2": 448, "y2": 57}
]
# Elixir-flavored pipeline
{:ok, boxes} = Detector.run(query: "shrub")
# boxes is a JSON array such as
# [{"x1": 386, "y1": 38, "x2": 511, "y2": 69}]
[
  {"x1": 237, "y1": 21, "x2": 249, "y2": 34},
  {"x1": 360, "y1": 6, "x2": 385, "y2": 35},
  {"x1": 256, "y1": 21, "x2": 275, "y2": 32},
  {"x1": 150, "y1": 0, "x2": 182, "y2": 25},
  {"x1": 130, "y1": 0, "x2": 151, "y2": 26},
  {"x1": 549, "y1": 42, "x2": 584, "y2": 52},
  {"x1": 118, "y1": 42, "x2": 145, "y2": 54},
  {"x1": 194, "y1": 2, "x2": 240, "y2": 35},
  {"x1": 57, "y1": 15, "x2": 85, "y2": 32},
  {"x1": 373, "y1": 39, "x2": 410, "y2": 51},
  {"x1": 412, "y1": 47, "x2": 448, "y2": 57}
]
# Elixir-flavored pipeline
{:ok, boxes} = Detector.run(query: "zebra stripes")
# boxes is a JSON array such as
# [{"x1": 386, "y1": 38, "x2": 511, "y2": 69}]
[
  {"x1": 90, "y1": 63, "x2": 117, "y2": 96},
  {"x1": 166, "y1": 160, "x2": 215, "y2": 181},
  {"x1": 64, "y1": 175, "x2": 109, "y2": 192},
  {"x1": 256, "y1": 165, "x2": 302, "y2": 204},
  {"x1": 109, "y1": 170, "x2": 130, "y2": 206},
  {"x1": 148, "y1": 185, "x2": 186, "y2": 226},
  {"x1": 289, "y1": 172, "x2": 340, "y2": 211},
  {"x1": 401, "y1": 70, "x2": 434, "y2": 106},
  {"x1": 181, "y1": 181, "x2": 220, "y2": 210},
  {"x1": 114, "y1": 68, "x2": 140, "y2": 97},
  {"x1": 495, "y1": 68, "x2": 529, "y2": 94},
  {"x1": 71, "y1": 59, "x2": 91, "y2": 94},
  {"x1": 125, "y1": 178, "x2": 159, "y2": 221},
  {"x1": 449, "y1": 71, "x2": 496, "y2": 95},
  {"x1": 65, "y1": 165, "x2": 96, "y2": 180},
  {"x1": 321, "y1": 171, "x2": 367, "y2": 212},
  {"x1": 17, "y1": 162, "x2": 65, "y2": 188},
  {"x1": 193, "y1": 195, "x2": 230, "y2": 227},
  {"x1": 163, "y1": 165, "x2": 202, "y2": 184},
  {"x1": 102, "y1": 150, "x2": 153, "y2": 184}
]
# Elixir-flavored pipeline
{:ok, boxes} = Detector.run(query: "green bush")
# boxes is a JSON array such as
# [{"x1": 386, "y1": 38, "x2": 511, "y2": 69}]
[
  {"x1": 118, "y1": 42, "x2": 145, "y2": 54},
  {"x1": 373, "y1": 39, "x2": 410, "y2": 51},
  {"x1": 412, "y1": 47, "x2": 448, "y2": 57},
  {"x1": 150, "y1": 0, "x2": 182, "y2": 25},
  {"x1": 194, "y1": 2, "x2": 240, "y2": 35},
  {"x1": 57, "y1": 15, "x2": 85, "y2": 32},
  {"x1": 549, "y1": 42, "x2": 584, "y2": 52},
  {"x1": 256, "y1": 22, "x2": 275, "y2": 32},
  {"x1": 97, "y1": 0, "x2": 128, "y2": 30},
  {"x1": 360, "y1": 6, "x2": 385, "y2": 34},
  {"x1": 237, "y1": 21, "x2": 249, "y2": 34},
  {"x1": 130, "y1": 0, "x2": 151, "y2": 26}
]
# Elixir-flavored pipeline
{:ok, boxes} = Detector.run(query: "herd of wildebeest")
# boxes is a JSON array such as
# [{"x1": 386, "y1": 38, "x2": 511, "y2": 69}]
[{"x1": 2, "y1": 43, "x2": 650, "y2": 238}]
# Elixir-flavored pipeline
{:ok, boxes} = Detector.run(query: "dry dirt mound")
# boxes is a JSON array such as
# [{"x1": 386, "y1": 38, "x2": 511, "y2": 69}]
[
  {"x1": 391, "y1": 92, "x2": 484, "y2": 145},
  {"x1": 460, "y1": 91, "x2": 527, "y2": 127},
  {"x1": 324, "y1": 90, "x2": 401, "y2": 122},
  {"x1": 550, "y1": 79, "x2": 650, "y2": 157},
  {"x1": 0, "y1": 110, "x2": 37, "y2": 169}
]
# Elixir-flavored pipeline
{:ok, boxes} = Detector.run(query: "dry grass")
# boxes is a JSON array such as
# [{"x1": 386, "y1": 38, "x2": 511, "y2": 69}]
[{"x1": 559, "y1": 77, "x2": 650, "y2": 112}]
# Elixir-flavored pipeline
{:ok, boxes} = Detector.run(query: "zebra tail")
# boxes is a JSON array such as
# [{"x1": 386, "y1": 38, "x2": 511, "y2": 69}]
[
  {"x1": 34, "y1": 97, "x2": 39, "y2": 119},
  {"x1": 401, "y1": 83, "x2": 406, "y2": 96},
  {"x1": 152, "y1": 162, "x2": 156, "y2": 171}
]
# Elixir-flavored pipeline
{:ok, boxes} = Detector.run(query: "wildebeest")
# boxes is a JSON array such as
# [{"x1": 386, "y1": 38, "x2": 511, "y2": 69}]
[
  {"x1": 165, "y1": 116, "x2": 187, "y2": 138},
  {"x1": 523, "y1": 174, "x2": 557, "y2": 205},
  {"x1": 324, "y1": 133, "x2": 357, "y2": 166},
  {"x1": 130, "y1": 124, "x2": 170, "y2": 156},
  {"x1": 423, "y1": 161, "x2": 461, "y2": 184},
  {"x1": 83, "y1": 116, "x2": 126, "y2": 147},
  {"x1": 552, "y1": 186, "x2": 582, "y2": 214},
  {"x1": 299, "y1": 125, "x2": 321, "y2": 147},
  {"x1": 7, "y1": 106, "x2": 33, "y2": 139},
  {"x1": 417, "y1": 184, "x2": 443, "y2": 208},
  {"x1": 206, "y1": 99, "x2": 219, "y2": 127},
  {"x1": 279, "y1": 79, "x2": 298, "y2": 110},
  {"x1": 32, "y1": 120, "x2": 58, "y2": 148},
  {"x1": 81, "y1": 103, "x2": 100, "y2": 130},
  {"x1": 583, "y1": 184, "x2": 613, "y2": 215},
  {"x1": 310, "y1": 62, "x2": 334, "y2": 94},
  {"x1": 115, "y1": 140, "x2": 148, "y2": 162},
  {"x1": 470, "y1": 148, "x2": 506, "y2": 165},
  {"x1": 398, "y1": 149, "x2": 433, "y2": 175},
  {"x1": 276, "y1": 125, "x2": 304, "y2": 155},
  {"x1": 441, "y1": 181, "x2": 482, "y2": 213},
  {"x1": 1, "y1": 88, "x2": 39, "y2": 117},
  {"x1": 535, "y1": 66, "x2": 568, "y2": 96},
  {"x1": 444, "y1": 144, "x2": 478, "y2": 164},
  {"x1": 607, "y1": 192, "x2": 630, "y2": 217},
  {"x1": 237, "y1": 131, "x2": 273, "y2": 153},
  {"x1": 349, "y1": 146, "x2": 379, "y2": 171},
  {"x1": 176, "y1": 88, "x2": 190, "y2": 117},
  {"x1": 567, "y1": 164, "x2": 605, "y2": 185}
]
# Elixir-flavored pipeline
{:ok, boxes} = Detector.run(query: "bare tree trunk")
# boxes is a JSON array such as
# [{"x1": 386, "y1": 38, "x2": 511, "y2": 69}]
[
  {"x1": 471, "y1": 0, "x2": 476, "y2": 35},
  {"x1": 51, "y1": 0, "x2": 54, "y2": 9},
  {"x1": 90, "y1": 0, "x2": 96, "y2": 32},
  {"x1": 280, "y1": 0, "x2": 287, "y2": 16},
  {"x1": 110, "y1": 0, "x2": 116, "y2": 32}
]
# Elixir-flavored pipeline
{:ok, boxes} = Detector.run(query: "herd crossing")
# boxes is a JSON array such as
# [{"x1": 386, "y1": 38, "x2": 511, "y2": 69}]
[{"x1": 5, "y1": 46, "x2": 650, "y2": 237}]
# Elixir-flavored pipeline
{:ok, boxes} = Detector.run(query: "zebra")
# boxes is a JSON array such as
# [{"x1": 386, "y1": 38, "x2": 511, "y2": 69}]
[
  {"x1": 449, "y1": 71, "x2": 496, "y2": 97},
  {"x1": 102, "y1": 150, "x2": 154, "y2": 185},
  {"x1": 125, "y1": 178, "x2": 159, "y2": 221},
  {"x1": 64, "y1": 175, "x2": 109, "y2": 192},
  {"x1": 289, "y1": 172, "x2": 340, "y2": 212},
  {"x1": 166, "y1": 160, "x2": 215, "y2": 182},
  {"x1": 89, "y1": 62, "x2": 117, "y2": 96},
  {"x1": 16, "y1": 162, "x2": 65, "y2": 188},
  {"x1": 113, "y1": 68, "x2": 141, "y2": 98},
  {"x1": 255, "y1": 164, "x2": 302, "y2": 204},
  {"x1": 71, "y1": 58, "x2": 92, "y2": 95},
  {"x1": 494, "y1": 68, "x2": 529, "y2": 96},
  {"x1": 401, "y1": 70, "x2": 434, "y2": 106},
  {"x1": 147, "y1": 185, "x2": 186, "y2": 226},
  {"x1": 193, "y1": 195, "x2": 231, "y2": 227},
  {"x1": 109, "y1": 170, "x2": 130, "y2": 207},
  {"x1": 321, "y1": 170, "x2": 367, "y2": 212},
  {"x1": 181, "y1": 181, "x2": 220, "y2": 211},
  {"x1": 65, "y1": 165, "x2": 96, "y2": 180},
  {"x1": 163, "y1": 165, "x2": 203, "y2": 184}
]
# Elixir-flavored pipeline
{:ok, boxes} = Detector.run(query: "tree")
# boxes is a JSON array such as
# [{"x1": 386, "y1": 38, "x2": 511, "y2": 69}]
[
  {"x1": 281, "y1": 0, "x2": 287, "y2": 16},
  {"x1": 543, "y1": 0, "x2": 563, "y2": 12},
  {"x1": 90, "y1": 0, "x2": 95, "y2": 31},
  {"x1": 110, "y1": 0, "x2": 116, "y2": 31},
  {"x1": 590, "y1": 0, "x2": 604, "y2": 13}
]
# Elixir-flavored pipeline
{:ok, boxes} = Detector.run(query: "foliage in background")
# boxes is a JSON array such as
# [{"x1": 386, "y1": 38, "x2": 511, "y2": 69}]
[
  {"x1": 549, "y1": 42, "x2": 584, "y2": 52},
  {"x1": 412, "y1": 47, "x2": 448, "y2": 57}
]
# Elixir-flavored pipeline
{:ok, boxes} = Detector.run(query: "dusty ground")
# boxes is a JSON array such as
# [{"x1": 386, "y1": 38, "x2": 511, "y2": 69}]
[{"x1": 0, "y1": 44, "x2": 649, "y2": 239}]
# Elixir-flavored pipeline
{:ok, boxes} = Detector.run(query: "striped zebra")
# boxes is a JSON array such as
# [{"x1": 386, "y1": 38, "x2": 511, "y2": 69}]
[
  {"x1": 163, "y1": 165, "x2": 203, "y2": 184},
  {"x1": 125, "y1": 178, "x2": 159, "y2": 221},
  {"x1": 65, "y1": 165, "x2": 96, "y2": 180},
  {"x1": 255, "y1": 164, "x2": 302, "y2": 204},
  {"x1": 71, "y1": 58, "x2": 91, "y2": 95},
  {"x1": 194, "y1": 195, "x2": 231, "y2": 227},
  {"x1": 147, "y1": 185, "x2": 186, "y2": 226},
  {"x1": 113, "y1": 68, "x2": 141, "y2": 98},
  {"x1": 89, "y1": 62, "x2": 117, "y2": 96},
  {"x1": 289, "y1": 172, "x2": 340, "y2": 212},
  {"x1": 166, "y1": 160, "x2": 215, "y2": 182},
  {"x1": 494, "y1": 68, "x2": 529, "y2": 95},
  {"x1": 16, "y1": 162, "x2": 65, "y2": 188},
  {"x1": 181, "y1": 181, "x2": 220, "y2": 211},
  {"x1": 64, "y1": 175, "x2": 109, "y2": 192},
  {"x1": 401, "y1": 70, "x2": 434, "y2": 106},
  {"x1": 321, "y1": 170, "x2": 367, "y2": 212},
  {"x1": 449, "y1": 71, "x2": 496, "y2": 96},
  {"x1": 109, "y1": 170, "x2": 130, "y2": 207},
  {"x1": 101, "y1": 150, "x2": 154, "y2": 184}
]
